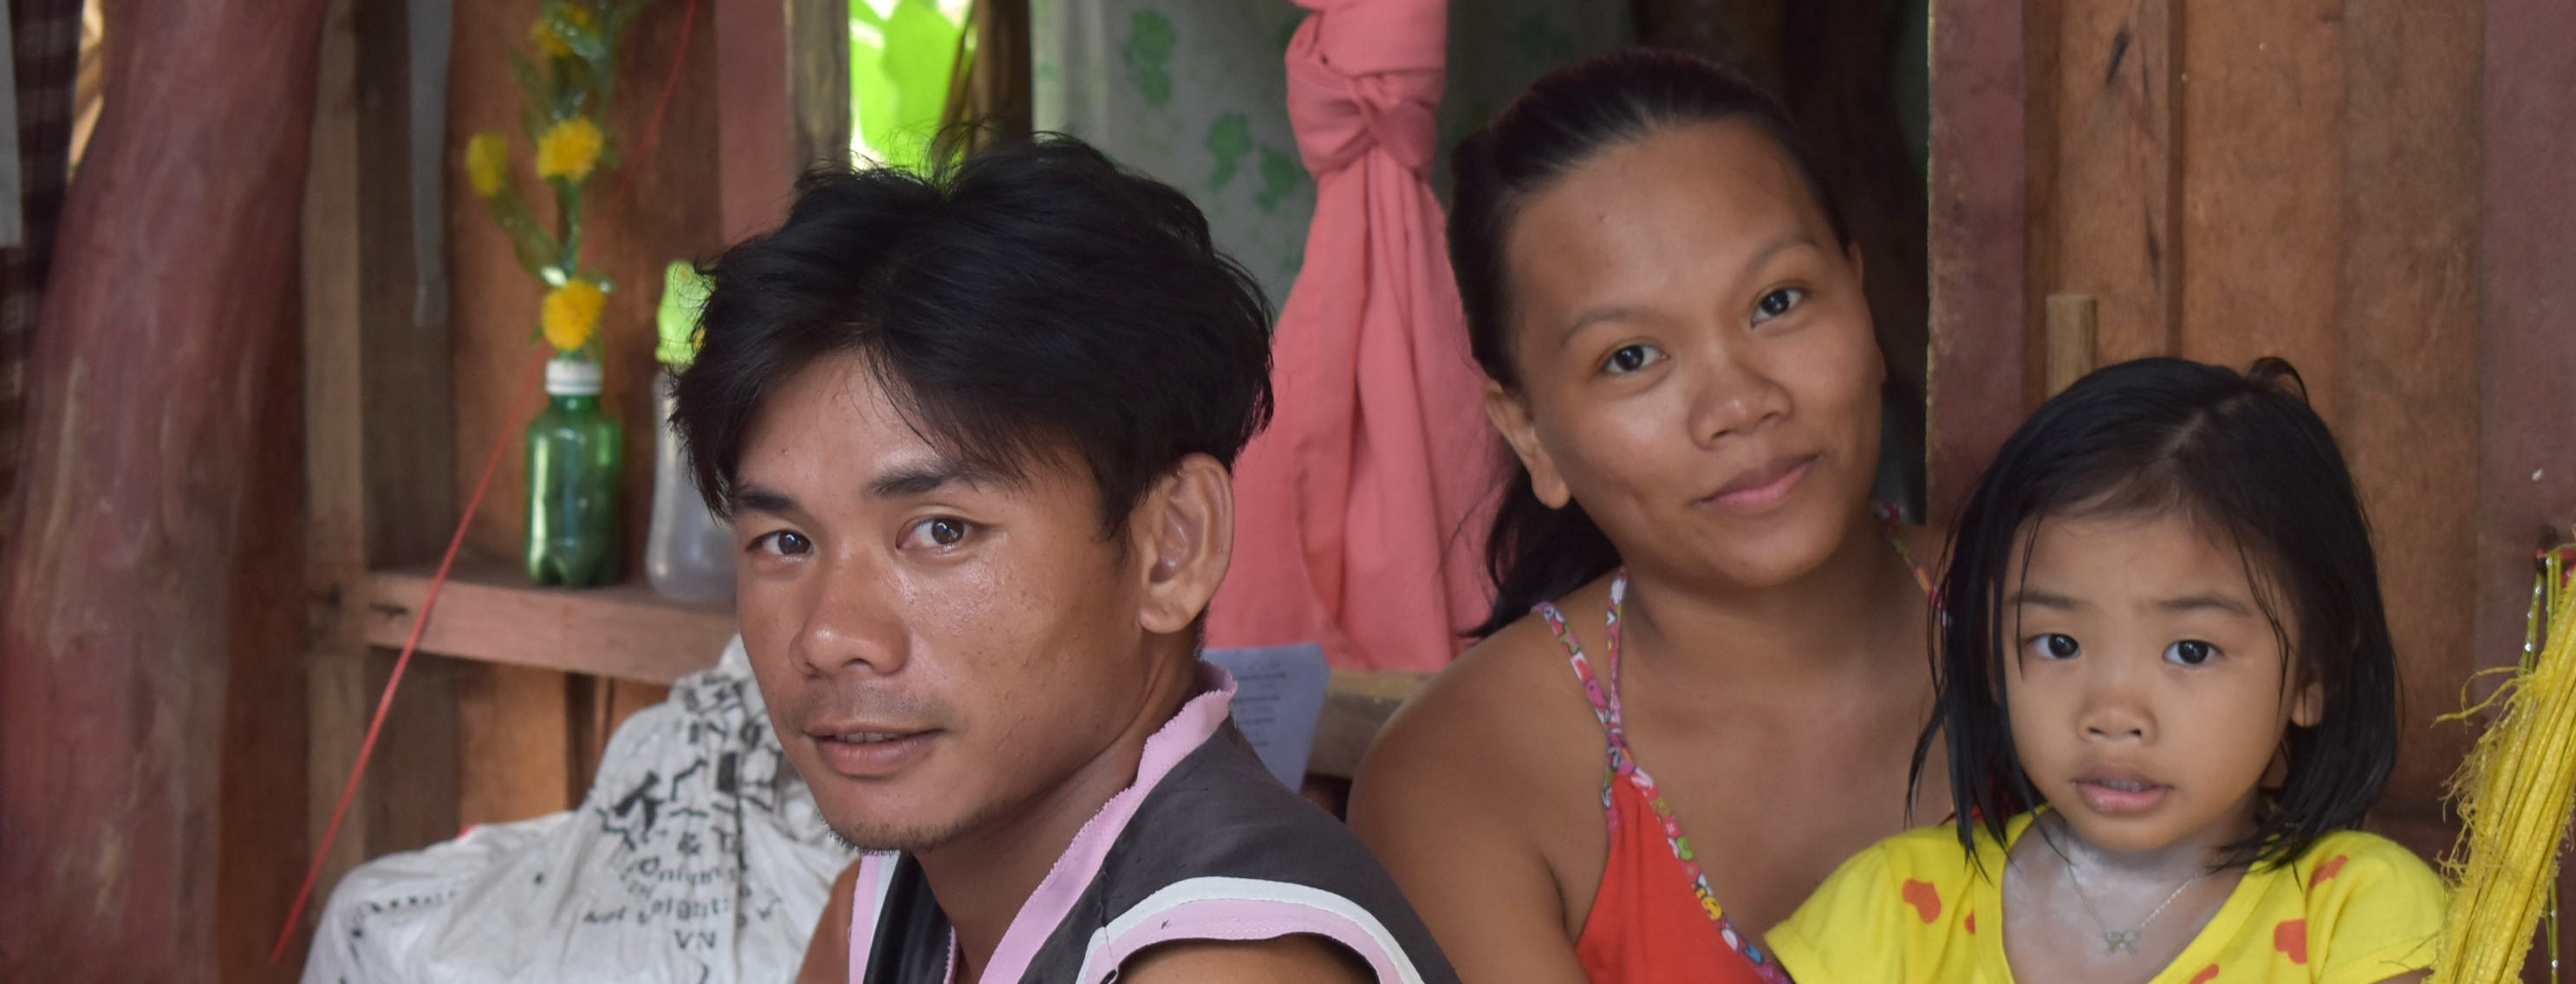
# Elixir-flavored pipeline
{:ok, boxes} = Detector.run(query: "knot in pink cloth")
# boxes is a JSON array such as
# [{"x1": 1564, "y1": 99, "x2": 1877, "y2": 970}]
[{"x1": 1284, "y1": 0, "x2": 1447, "y2": 178}]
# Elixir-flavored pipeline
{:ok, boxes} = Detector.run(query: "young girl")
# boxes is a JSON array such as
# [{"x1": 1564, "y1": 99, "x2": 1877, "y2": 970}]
[{"x1": 1766, "y1": 357, "x2": 2446, "y2": 983}]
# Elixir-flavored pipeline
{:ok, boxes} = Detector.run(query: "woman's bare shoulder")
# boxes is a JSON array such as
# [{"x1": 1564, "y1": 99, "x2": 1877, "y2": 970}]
[{"x1": 1355, "y1": 580, "x2": 1615, "y2": 811}]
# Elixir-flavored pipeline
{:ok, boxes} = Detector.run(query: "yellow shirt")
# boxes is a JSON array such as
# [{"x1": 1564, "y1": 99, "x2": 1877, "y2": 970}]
[{"x1": 1766, "y1": 814, "x2": 2445, "y2": 984}]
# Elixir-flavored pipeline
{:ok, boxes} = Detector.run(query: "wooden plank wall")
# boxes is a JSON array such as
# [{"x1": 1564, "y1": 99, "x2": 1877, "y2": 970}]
[
  {"x1": 1937, "y1": 0, "x2": 2490, "y2": 858},
  {"x1": 2486, "y1": 0, "x2": 2576, "y2": 971},
  {"x1": 297, "y1": 0, "x2": 468, "y2": 963}
]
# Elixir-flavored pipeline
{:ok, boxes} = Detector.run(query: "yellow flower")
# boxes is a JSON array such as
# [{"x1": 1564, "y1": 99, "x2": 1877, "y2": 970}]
[
  {"x1": 528, "y1": 4, "x2": 592, "y2": 58},
  {"x1": 529, "y1": 19, "x2": 569, "y2": 58},
  {"x1": 535, "y1": 117, "x2": 605, "y2": 183},
  {"x1": 465, "y1": 133, "x2": 510, "y2": 199},
  {"x1": 543, "y1": 279, "x2": 608, "y2": 352}
]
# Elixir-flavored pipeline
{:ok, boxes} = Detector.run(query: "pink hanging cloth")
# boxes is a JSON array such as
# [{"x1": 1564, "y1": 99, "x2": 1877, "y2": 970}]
[{"x1": 1207, "y1": 0, "x2": 1493, "y2": 673}]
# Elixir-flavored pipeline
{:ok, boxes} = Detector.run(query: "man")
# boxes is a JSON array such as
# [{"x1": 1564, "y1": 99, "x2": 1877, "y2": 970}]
[{"x1": 671, "y1": 135, "x2": 1457, "y2": 984}]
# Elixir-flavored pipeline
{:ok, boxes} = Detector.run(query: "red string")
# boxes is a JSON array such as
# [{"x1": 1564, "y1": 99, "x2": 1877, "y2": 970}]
[
  {"x1": 268, "y1": 354, "x2": 546, "y2": 963},
  {"x1": 270, "y1": 0, "x2": 701, "y2": 962}
]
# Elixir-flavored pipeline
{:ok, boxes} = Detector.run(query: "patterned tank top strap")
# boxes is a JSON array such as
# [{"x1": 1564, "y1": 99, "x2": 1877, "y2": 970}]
[
  {"x1": 1873, "y1": 501, "x2": 1938, "y2": 598},
  {"x1": 1536, "y1": 571, "x2": 1636, "y2": 826}
]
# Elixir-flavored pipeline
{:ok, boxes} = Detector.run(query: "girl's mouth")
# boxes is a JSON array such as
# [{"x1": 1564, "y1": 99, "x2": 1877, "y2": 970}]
[{"x1": 2073, "y1": 778, "x2": 2170, "y2": 816}]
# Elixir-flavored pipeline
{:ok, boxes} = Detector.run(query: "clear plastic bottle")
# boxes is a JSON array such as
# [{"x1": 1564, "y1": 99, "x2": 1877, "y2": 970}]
[
  {"x1": 524, "y1": 357, "x2": 624, "y2": 587},
  {"x1": 644, "y1": 368, "x2": 735, "y2": 602}
]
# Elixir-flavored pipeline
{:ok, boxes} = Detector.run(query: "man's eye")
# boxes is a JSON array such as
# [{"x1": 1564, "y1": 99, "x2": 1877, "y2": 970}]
[
  {"x1": 899, "y1": 517, "x2": 974, "y2": 551},
  {"x1": 2166, "y1": 640, "x2": 2218, "y2": 666},
  {"x1": 750, "y1": 531, "x2": 811, "y2": 557},
  {"x1": 2029, "y1": 633, "x2": 2079, "y2": 660},
  {"x1": 1603, "y1": 343, "x2": 1665, "y2": 375}
]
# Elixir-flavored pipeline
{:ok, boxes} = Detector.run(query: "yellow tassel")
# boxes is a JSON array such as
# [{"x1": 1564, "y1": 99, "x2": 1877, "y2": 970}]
[{"x1": 2435, "y1": 551, "x2": 2576, "y2": 984}]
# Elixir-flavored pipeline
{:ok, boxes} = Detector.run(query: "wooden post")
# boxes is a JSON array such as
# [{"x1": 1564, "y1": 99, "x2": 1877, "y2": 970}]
[
  {"x1": 0, "y1": 0, "x2": 332, "y2": 977},
  {"x1": 2044, "y1": 293, "x2": 2098, "y2": 396},
  {"x1": 1924, "y1": 0, "x2": 2027, "y2": 521},
  {"x1": 292, "y1": 0, "x2": 464, "y2": 960}
]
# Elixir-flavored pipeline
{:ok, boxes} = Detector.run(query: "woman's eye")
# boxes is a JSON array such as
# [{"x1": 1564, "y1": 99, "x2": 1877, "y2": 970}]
[
  {"x1": 749, "y1": 530, "x2": 811, "y2": 557},
  {"x1": 1603, "y1": 343, "x2": 1665, "y2": 375},
  {"x1": 899, "y1": 517, "x2": 975, "y2": 552},
  {"x1": 2029, "y1": 633, "x2": 2079, "y2": 660},
  {"x1": 1752, "y1": 287, "x2": 1807, "y2": 324},
  {"x1": 2166, "y1": 640, "x2": 2218, "y2": 667}
]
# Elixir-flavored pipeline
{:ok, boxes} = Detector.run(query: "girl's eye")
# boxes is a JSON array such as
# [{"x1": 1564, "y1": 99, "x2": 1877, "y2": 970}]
[
  {"x1": 1752, "y1": 287, "x2": 1808, "y2": 324},
  {"x1": 749, "y1": 530, "x2": 811, "y2": 557},
  {"x1": 2029, "y1": 633, "x2": 2080, "y2": 661},
  {"x1": 2165, "y1": 640, "x2": 2219, "y2": 667},
  {"x1": 899, "y1": 517, "x2": 975, "y2": 552},
  {"x1": 1603, "y1": 342, "x2": 1665, "y2": 375}
]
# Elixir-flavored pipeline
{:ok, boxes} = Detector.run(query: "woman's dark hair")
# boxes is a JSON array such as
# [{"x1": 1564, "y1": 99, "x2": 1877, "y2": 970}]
[
  {"x1": 671, "y1": 133, "x2": 1275, "y2": 535},
  {"x1": 1450, "y1": 49, "x2": 1855, "y2": 635},
  {"x1": 1915, "y1": 356, "x2": 2400, "y2": 870}
]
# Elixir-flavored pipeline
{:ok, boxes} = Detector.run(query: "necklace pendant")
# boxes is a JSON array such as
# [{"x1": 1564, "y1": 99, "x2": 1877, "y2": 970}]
[{"x1": 2103, "y1": 929, "x2": 2141, "y2": 955}]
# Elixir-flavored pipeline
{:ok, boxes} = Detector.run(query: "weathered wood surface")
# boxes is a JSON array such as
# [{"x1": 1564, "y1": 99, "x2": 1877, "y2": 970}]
[
  {"x1": 1924, "y1": 0, "x2": 2026, "y2": 520},
  {"x1": 0, "y1": 0, "x2": 331, "y2": 978},
  {"x1": 296, "y1": 0, "x2": 465, "y2": 961},
  {"x1": 2484, "y1": 0, "x2": 2576, "y2": 973}
]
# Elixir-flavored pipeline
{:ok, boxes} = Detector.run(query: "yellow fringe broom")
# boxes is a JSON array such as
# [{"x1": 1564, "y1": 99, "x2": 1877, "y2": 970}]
[{"x1": 2434, "y1": 543, "x2": 2576, "y2": 984}]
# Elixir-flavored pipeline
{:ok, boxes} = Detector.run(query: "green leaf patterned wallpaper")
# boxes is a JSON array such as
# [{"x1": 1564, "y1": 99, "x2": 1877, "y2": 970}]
[{"x1": 1031, "y1": 0, "x2": 1631, "y2": 309}]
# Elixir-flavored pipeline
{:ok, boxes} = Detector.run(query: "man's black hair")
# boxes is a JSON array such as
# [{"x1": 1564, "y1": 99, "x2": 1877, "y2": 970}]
[
  {"x1": 672, "y1": 134, "x2": 1275, "y2": 535},
  {"x1": 1916, "y1": 356, "x2": 2402, "y2": 871}
]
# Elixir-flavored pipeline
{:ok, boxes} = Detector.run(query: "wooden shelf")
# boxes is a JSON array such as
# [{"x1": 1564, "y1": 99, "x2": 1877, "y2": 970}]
[{"x1": 363, "y1": 563, "x2": 735, "y2": 684}]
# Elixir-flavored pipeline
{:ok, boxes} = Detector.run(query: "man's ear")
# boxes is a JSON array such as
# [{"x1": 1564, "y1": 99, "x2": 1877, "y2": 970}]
[
  {"x1": 1133, "y1": 454, "x2": 1233, "y2": 635},
  {"x1": 1483, "y1": 380, "x2": 1571, "y2": 508}
]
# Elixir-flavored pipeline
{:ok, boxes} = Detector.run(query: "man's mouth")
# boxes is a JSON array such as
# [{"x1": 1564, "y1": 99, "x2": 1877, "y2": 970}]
[{"x1": 809, "y1": 727, "x2": 942, "y2": 779}]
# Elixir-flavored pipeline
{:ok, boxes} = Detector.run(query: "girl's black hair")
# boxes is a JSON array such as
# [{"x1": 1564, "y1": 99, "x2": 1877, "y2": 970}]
[
  {"x1": 1913, "y1": 356, "x2": 2400, "y2": 870},
  {"x1": 1451, "y1": 48, "x2": 1855, "y2": 636}
]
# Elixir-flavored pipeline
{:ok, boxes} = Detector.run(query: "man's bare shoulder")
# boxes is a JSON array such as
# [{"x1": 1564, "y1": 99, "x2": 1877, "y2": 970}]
[
  {"x1": 1117, "y1": 934, "x2": 1373, "y2": 984},
  {"x1": 795, "y1": 859, "x2": 863, "y2": 984}
]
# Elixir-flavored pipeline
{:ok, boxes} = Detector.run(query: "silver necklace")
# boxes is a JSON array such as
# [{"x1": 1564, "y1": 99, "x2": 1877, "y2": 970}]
[{"x1": 2062, "y1": 860, "x2": 2207, "y2": 957}]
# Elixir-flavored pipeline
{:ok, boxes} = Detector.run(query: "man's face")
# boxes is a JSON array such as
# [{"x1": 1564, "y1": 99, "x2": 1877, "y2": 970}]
[{"x1": 728, "y1": 352, "x2": 1168, "y2": 850}]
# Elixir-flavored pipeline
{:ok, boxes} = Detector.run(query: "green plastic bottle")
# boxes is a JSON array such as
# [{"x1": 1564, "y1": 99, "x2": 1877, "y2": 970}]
[{"x1": 524, "y1": 357, "x2": 624, "y2": 587}]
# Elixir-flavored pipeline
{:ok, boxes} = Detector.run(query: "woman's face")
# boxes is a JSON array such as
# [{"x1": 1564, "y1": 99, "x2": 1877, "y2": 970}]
[{"x1": 1486, "y1": 120, "x2": 1884, "y2": 590}]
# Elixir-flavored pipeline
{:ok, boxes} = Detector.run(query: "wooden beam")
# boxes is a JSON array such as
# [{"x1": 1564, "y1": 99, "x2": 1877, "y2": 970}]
[
  {"x1": 2043, "y1": 293, "x2": 2097, "y2": 396},
  {"x1": 1924, "y1": 0, "x2": 2027, "y2": 521},
  {"x1": 717, "y1": 0, "x2": 791, "y2": 241},
  {"x1": 785, "y1": 0, "x2": 849, "y2": 172},
  {"x1": 294, "y1": 0, "x2": 462, "y2": 958},
  {"x1": 0, "y1": 0, "x2": 332, "y2": 976}
]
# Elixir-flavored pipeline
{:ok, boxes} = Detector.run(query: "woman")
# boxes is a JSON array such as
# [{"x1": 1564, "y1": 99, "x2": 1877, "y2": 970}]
[{"x1": 1349, "y1": 50, "x2": 1946, "y2": 983}]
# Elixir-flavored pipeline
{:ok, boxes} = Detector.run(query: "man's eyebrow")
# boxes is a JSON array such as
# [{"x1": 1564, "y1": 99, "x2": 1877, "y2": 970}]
[
  {"x1": 732, "y1": 484, "x2": 799, "y2": 516},
  {"x1": 866, "y1": 458, "x2": 1011, "y2": 499},
  {"x1": 2156, "y1": 593, "x2": 2256, "y2": 616},
  {"x1": 2005, "y1": 589, "x2": 2084, "y2": 610}
]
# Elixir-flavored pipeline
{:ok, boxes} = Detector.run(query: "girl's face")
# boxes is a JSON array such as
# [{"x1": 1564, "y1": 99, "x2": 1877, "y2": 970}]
[
  {"x1": 2002, "y1": 510, "x2": 2322, "y2": 857},
  {"x1": 1485, "y1": 120, "x2": 1884, "y2": 590}
]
